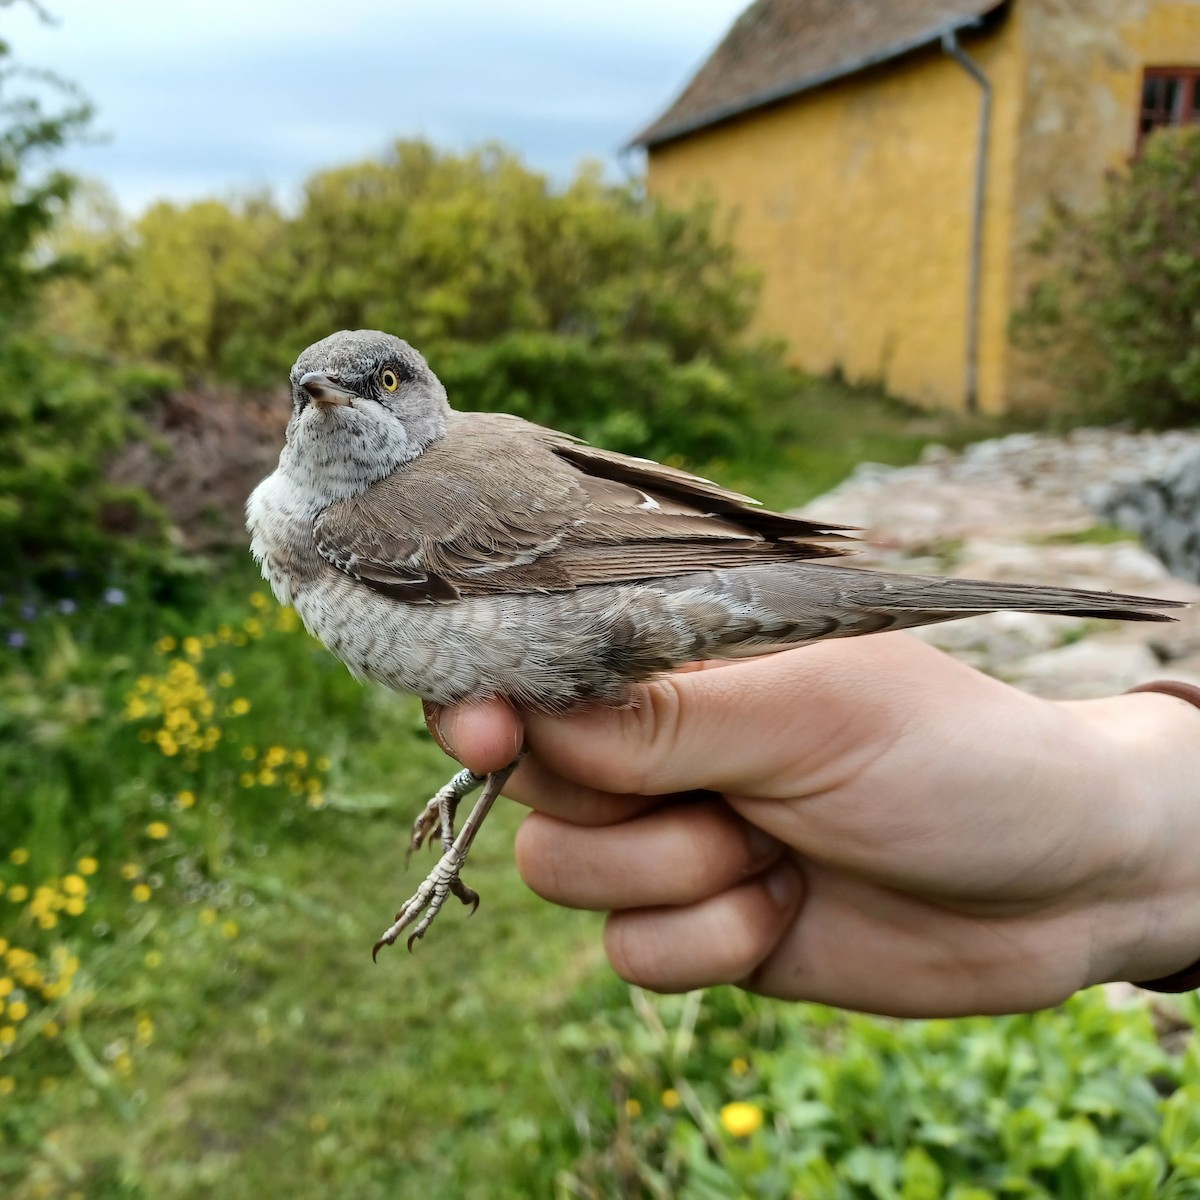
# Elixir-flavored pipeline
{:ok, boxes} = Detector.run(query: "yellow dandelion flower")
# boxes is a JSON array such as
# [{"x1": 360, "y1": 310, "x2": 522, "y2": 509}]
[
  {"x1": 7, "y1": 1001, "x2": 27, "y2": 1022},
  {"x1": 731, "y1": 1057, "x2": 750, "y2": 1077},
  {"x1": 114, "y1": 1052, "x2": 133, "y2": 1077},
  {"x1": 124, "y1": 697, "x2": 149, "y2": 720},
  {"x1": 64, "y1": 897, "x2": 85, "y2": 917},
  {"x1": 258, "y1": 769, "x2": 277, "y2": 787},
  {"x1": 221, "y1": 920, "x2": 239, "y2": 939},
  {"x1": 136, "y1": 1015, "x2": 154, "y2": 1045},
  {"x1": 144, "y1": 950, "x2": 162, "y2": 969},
  {"x1": 662, "y1": 1088, "x2": 681, "y2": 1110},
  {"x1": 308, "y1": 1113, "x2": 328, "y2": 1133},
  {"x1": 177, "y1": 790, "x2": 196, "y2": 809},
  {"x1": 8, "y1": 886, "x2": 28, "y2": 903},
  {"x1": 230, "y1": 697, "x2": 251, "y2": 716},
  {"x1": 145, "y1": 821, "x2": 170, "y2": 840},
  {"x1": 0, "y1": 1077, "x2": 13, "y2": 1094},
  {"x1": 719, "y1": 1101, "x2": 764, "y2": 1138},
  {"x1": 77, "y1": 857, "x2": 98, "y2": 876},
  {"x1": 315, "y1": 756, "x2": 331, "y2": 772},
  {"x1": 199, "y1": 908, "x2": 217, "y2": 925},
  {"x1": 36, "y1": 913, "x2": 58, "y2": 930},
  {"x1": 291, "y1": 749, "x2": 309, "y2": 768},
  {"x1": 9, "y1": 848, "x2": 29, "y2": 866},
  {"x1": 0, "y1": 980, "x2": 10, "y2": 999},
  {"x1": 0, "y1": 1028, "x2": 14, "y2": 1046},
  {"x1": 265, "y1": 745, "x2": 288, "y2": 767},
  {"x1": 131, "y1": 883, "x2": 152, "y2": 902},
  {"x1": 217, "y1": 623, "x2": 234, "y2": 642},
  {"x1": 119, "y1": 862, "x2": 140, "y2": 881},
  {"x1": 249, "y1": 591, "x2": 269, "y2": 610},
  {"x1": 216, "y1": 670, "x2": 235, "y2": 688},
  {"x1": 62, "y1": 874, "x2": 87, "y2": 897},
  {"x1": 239, "y1": 773, "x2": 256, "y2": 789},
  {"x1": 41, "y1": 1021, "x2": 60, "y2": 1039},
  {"x1": 624, "y1": 1098, "x2": 642, "y2": 1118},
  {"x1": 306, "y1": 793, "x2": 326, "y2": 810},
  {"x1": 154, "y1": 636, "x2": 177, "y2": 654}
]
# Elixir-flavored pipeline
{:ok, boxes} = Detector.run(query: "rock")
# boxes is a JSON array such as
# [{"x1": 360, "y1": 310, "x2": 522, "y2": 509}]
[
  {"x1": 1003, "y1": 639, "x2": 1162, "y2": 699},
  {"x1": 1094, "y1": 451, "x2": 1200, "y2": 583}
]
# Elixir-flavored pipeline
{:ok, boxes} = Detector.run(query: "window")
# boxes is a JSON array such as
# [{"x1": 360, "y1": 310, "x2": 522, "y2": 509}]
[{"x1": 1139, "y1": 67, "x2": 1200, "y2": 146}]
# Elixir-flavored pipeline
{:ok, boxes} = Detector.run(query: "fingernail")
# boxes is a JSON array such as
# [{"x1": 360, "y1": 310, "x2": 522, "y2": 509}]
[
  {"x1": 425, "y1": 702, "x2": 459, "y2": 760},
  {"x1": 763, "y1": 860, "x2": 802, "y2": 910}
]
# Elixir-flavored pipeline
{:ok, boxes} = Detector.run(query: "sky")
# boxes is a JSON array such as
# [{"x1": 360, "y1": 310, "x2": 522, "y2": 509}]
[{"x1": 5, "y1": 0, "x2": 748, "y2": 215}]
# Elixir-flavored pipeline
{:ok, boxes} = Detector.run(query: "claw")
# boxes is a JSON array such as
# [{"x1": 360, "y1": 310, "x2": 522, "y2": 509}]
[{"x1": 374, "y1": 756, "x2": 520, "y2": 956}]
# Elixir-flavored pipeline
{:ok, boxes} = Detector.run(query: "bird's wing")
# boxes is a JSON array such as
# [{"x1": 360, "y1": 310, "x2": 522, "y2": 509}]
[{"x1": 314, "y1": 412, "x2": 855, "y2": 603}]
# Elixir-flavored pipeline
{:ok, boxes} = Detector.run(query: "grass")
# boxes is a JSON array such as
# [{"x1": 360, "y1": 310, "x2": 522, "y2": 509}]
[{"x1": 712, "y1": 374, "x2": 1021, "y2": 510}]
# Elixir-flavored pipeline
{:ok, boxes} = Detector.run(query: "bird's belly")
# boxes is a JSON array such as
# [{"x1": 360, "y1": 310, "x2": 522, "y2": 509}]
[{"x1": 290, "y1": 572, "x2": 713, "y2": 711}]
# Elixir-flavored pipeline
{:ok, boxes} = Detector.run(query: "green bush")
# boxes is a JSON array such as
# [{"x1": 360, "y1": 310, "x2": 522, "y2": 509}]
[
  {"x1": 46, "y1": 141, "x2": 793, "y2": 462},
  {"x1": 434, "y1": 332, "x2": 771, "y2": 463},
  {"x1": 545, "y1": 980, "x2": 1200, "y2": 1199},
  {"x1": 1013, "y1": 127, "x2": 1200, "y2": 426}
]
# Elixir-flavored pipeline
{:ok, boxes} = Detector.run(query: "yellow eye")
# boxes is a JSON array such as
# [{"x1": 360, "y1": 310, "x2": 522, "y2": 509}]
[{"x1": 380, "y1": 368, "x2": 400, "y2": 393}]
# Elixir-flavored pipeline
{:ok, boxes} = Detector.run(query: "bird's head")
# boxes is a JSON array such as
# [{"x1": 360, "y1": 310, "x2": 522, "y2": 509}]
[{"x1": 280, "y1": 329, "x2": 451, "y2": 503}]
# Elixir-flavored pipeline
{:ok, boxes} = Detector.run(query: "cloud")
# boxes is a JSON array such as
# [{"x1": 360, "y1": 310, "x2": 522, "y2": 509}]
[{"x1": 7, "y1": 0, "x2": 744, "y2": 212}]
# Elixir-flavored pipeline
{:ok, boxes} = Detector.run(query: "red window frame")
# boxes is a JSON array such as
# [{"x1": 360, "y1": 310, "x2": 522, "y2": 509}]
[{"x1": 1138, "y1": 66, "x2": 1200, "y2": 149}]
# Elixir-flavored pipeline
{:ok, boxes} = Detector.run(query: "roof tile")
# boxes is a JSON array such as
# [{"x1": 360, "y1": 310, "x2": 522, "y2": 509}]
[{"x1": 633, "y1": 0, "x2": 1009, "y2": 147}]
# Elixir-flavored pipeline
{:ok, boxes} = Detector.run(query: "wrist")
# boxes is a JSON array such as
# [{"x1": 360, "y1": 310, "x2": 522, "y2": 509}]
[{"x1": 1072, "y1": 688, "x2": 1200, "y2": 989}]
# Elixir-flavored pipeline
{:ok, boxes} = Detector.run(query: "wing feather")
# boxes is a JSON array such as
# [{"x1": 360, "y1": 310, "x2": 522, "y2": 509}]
[{"x1": 314, "y1": 411, "x2": 857, "y2": 602}]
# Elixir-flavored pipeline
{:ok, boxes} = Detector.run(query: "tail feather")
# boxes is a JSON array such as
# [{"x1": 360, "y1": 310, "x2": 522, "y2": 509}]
[{"x1": 813, "y1": 564, "x2": 1185, "y2": 624}]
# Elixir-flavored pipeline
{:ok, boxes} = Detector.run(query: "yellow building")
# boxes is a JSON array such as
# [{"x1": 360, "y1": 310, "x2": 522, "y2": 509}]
[{"x1": 632, "y1": 0, "x2": 1200, "y2": 413}]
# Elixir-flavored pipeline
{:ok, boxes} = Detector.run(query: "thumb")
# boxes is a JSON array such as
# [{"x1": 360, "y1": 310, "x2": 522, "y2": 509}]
[
  {"x1": 521, "y1": 634, "x2": 937, "y2": 799},
  {"x1": 425, "y1": 697, "x2": 525, "y2": 774}
]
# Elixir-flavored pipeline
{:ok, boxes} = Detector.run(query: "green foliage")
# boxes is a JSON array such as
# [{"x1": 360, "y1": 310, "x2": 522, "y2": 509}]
[
  {"x1": 435, "y1": 332, "x2": 772, "y2": 462},
  {"x1": 49, "y1": 141, "x2": 784, "y2": 461},
  {"x1": 0, "y1": 21, "x2": 178, "y2": 585},
  {"x1": 1013, "y1": 127, "x2": 1200, "y2": 426},
  {"x1": 546, "y1": 981, "x2": 1200, "y2": 1199},
  {"x1": 0, "y1": 334, "x2": 178, "y2": 582}
]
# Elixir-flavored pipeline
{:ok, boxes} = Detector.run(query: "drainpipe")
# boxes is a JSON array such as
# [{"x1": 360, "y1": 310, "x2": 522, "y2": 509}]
[{"x1": 941, "y1": 28, "x2": 992, "y2": 414}]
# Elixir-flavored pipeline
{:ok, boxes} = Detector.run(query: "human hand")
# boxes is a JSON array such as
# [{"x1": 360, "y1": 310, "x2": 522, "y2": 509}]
[{"x1": 427, "y1": 633, "x2": 1200, "y2": 1017}]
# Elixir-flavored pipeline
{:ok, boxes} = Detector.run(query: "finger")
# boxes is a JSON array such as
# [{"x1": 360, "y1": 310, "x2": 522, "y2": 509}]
[
  {"x1": 427, "y1": 697, "x2": 524, "y2": 774},
  {"x1": 744, "y1": 860, "x2": 1088, "y2": 1017},
  {"x1": 503, "y1": 753, "x2": 665, "y2": 826},
  {"x1": 521, "y1": 635, "x2": 946, "y2": 799},
  {"x1": 514, "y1": 802, "x2": 783, "y2": 910},
  {"x1": 602, "y1": 861, "x2": 804, "y2": 992}
]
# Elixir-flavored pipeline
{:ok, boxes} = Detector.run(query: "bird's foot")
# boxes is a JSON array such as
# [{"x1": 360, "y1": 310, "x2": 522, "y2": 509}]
[
  {"x1": 374, "y1": 755, "x2": 521, "y2": 958},
  {"x1": 407, "y1": 768, "x2": 485, "y2": 858}
]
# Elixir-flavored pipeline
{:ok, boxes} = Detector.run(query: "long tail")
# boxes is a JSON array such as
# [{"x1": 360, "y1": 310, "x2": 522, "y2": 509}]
[{"x1": 699, "y1": 562, "x2": 1186, "y2": 657}]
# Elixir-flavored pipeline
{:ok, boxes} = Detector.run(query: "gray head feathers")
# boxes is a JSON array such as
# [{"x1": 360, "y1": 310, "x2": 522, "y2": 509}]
[{"x1": 279, "y1": 329, "x2": 450, "y2": 506}]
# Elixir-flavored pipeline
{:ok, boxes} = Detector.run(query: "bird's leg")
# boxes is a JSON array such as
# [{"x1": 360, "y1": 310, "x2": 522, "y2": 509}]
[
  {"x1": 408, "y1": 767, "x2": 486, "y2": 858},
  {"x1": 374, "y1": 753, "x2": 523, "y2": 957}
]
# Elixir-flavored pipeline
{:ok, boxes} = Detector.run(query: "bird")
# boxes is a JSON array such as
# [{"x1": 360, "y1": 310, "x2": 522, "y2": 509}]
[{"x1": 246, "y1": 329, "x2": 1185, "y2": 956}]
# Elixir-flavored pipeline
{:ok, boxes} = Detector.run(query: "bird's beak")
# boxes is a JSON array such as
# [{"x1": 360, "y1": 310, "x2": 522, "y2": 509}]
[{"x1": 299, "y1": 371, "x2": 356, "y2": 408}]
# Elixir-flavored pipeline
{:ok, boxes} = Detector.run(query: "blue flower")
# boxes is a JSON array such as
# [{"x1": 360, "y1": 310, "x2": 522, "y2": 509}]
[
  {"x1": 103, "y1": 588, "x2": 127, "y2": 606},
  {"x1": 19, "y1": 602, "x2": 37, "y2": 621},
  {"x1": 6, "y1": 630, "x2": 27, "y2": 649},
  {"x1": 57, "y1": 598, "x2": 77, "y2": 615}
]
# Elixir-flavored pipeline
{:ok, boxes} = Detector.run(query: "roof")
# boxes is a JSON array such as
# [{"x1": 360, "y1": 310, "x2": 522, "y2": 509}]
[{"x1": 631, "y1": 0, "x2": 1010, "y2": 148}]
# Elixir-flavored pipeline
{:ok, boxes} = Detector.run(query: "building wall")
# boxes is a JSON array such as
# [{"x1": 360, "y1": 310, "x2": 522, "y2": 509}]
[
  {"x1": 646, "y1": 14, "x2": 1026, "y2": 412},
  {"x1": 1006, "y1": 0, "x2": 1200, "y2": 408}
]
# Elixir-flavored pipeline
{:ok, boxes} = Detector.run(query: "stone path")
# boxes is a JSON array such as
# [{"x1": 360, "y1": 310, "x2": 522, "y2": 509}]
[{"x1": 799, "y1": 428, "x2": 1200, "y2": 700}]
